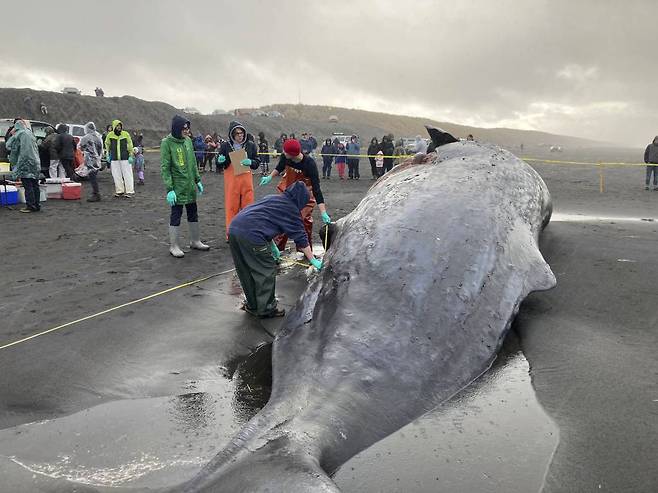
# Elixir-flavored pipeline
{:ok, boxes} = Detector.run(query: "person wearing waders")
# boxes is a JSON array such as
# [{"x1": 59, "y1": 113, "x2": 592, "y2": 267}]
[
  {"x1": 79, "y1": 122, "x2": 103, "y2": 202},
  {"x1": 105, "y1": 119, "x2": 135, "y2": 197},
  {"x1": 160, "y1": 115, "x2": 210, "y2": 258},
  {"x1": 216, "y1": 121, "x2": 261, "y2": 237},
  {"x1": 643, "y1": 136, "x2": 658, "y2": 190},
  {"x1": 259, "y1": 138, "x2": 331, "y2": 251},
  {"x1": 229, "y1": 181, "x2": 322, "y2": 318}
]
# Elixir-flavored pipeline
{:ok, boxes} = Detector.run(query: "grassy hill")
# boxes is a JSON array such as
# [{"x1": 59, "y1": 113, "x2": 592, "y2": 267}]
[{"x1": 0, "y1": 88, "x2": 605, "y2": 150}]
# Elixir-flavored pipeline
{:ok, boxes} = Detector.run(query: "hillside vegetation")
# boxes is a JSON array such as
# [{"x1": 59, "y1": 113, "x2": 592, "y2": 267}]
[{"x1": 0, "y1": 88, "x2": 604, "y2": 150}]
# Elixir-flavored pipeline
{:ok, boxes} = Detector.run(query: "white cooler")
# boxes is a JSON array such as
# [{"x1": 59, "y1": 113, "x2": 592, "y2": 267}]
[{"x1": 45, "y1": 177, "x2": 71, "y2": 199}]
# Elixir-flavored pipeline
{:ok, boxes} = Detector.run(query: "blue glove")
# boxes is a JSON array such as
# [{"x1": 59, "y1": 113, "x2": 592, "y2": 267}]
[
  {"x1": 197, "y1": 182, "x2": 203, "y2": 195},
  {"x1": 310, "y1": 258, "x2": 323, "y2": 270},
  {"x1": 166, "y1": 190, "x2": 177, "y2": 206},
  {"x1": 217, "y1": 154, "x2": 226, "y2": 164},
  {"x1": 259, "y1": 175, "x2": 272, "y2": 187},
  {"x1": 321, "y1": 211, "x2": 331, "y2": 224},
  {"x1": 106, "y1": 153, "x2": 111, "y2": 164},
  {"x1": 240, "y1": 158, "x2": 252, "y2": 167},
  {"x1": 270, "y1": 241, "x2": 281, "y2": 260}
]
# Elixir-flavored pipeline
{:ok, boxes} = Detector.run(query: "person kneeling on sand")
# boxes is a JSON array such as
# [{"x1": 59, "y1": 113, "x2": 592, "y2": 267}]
[
  {"x1": 160, "y1": 115, "x2": 210, "y2": 258},
  {"x1": 228, "y1": 181, "x2": 322, "y2": 318}
]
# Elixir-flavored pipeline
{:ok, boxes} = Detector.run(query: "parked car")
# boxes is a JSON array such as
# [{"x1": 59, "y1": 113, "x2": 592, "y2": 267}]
[
  {"x1": 59, "y1": 123, "x2": 86, "y2": 139},
  {"x1": 0, "y1": 118, "x2": 57, "y2": 176},
  {"x1": 62, "y1": 87, "x2": 81, "y2": 95},
  {"x1": 267, "y1": 111, "x2": 284, "y2": 118},
  {"x1": 250, "y1": 110, "x2": 268, "y2": 117}
]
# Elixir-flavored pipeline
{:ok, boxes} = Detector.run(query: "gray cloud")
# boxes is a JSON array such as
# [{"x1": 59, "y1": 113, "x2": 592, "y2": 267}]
[{"x1": 1, "y1": 0, "x2": 655, "y2": 146}]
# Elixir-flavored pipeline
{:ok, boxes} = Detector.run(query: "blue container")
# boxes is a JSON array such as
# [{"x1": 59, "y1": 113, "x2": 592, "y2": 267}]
[{"x1": 0, "y1": 185, "x2": 19, "y2": 206}]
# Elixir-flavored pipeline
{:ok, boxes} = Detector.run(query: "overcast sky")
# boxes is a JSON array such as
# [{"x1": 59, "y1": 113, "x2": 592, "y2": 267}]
[{"x1": 1, "y1": 0, "x2": 655, "y2": 146}]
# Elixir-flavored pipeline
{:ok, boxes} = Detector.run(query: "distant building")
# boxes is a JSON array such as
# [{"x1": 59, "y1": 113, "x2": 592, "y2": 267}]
[
  {"x1": 183, "y1": 107, "x2": 201, "y2": 115},
  {"x1": 328, "y1": 115, "x2": 338, "y2": 123}
]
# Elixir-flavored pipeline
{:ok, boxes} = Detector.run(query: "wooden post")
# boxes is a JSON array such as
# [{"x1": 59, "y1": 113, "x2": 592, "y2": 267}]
[{"x1": 598, "y1": 162, "x2": 605, "y2": 193}]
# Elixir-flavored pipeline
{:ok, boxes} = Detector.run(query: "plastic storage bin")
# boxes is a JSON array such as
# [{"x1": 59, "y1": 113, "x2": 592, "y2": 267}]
[
  {"x1": 17, "y1": 185, "x2": 48, "y2": 204},
  {"x1": 62, "y1": 182, "x2": 81, "y2": 200},
  {"x1": 0, "y1": 185, "x2": 19, "y2": 205}
]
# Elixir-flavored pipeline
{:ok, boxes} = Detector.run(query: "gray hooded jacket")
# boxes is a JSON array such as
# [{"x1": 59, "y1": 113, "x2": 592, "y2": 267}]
[{"x1": 79, "y1": 122, "x2": 103, "y2": 170}]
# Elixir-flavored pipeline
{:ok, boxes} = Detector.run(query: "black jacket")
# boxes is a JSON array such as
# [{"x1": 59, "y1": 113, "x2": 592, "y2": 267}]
[{"x1": 54, "y1": 125, "x2": 75, "y2": 160}]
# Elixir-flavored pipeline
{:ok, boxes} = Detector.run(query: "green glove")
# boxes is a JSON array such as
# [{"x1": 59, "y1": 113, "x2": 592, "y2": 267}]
[
  {"x1": 240, "y1": 158, "x2": 252, "y2": 167},
  {"x1": 321, "y1": 211, "x2": 331, "y2": 224},
  {"x1": 166, "y1": 190, "x2": 177, "y2": 206},
  {"x1": 217, "y1": 154, "x2": 226, "y2": 164},
  {"x1": 310, "y1": 258, "x2": 323, "y2": 270},
  {"x1": 259, "y1": 175, "x2": 272, "y2": 186},
  {"x1": 197, "y1": 182, "x2": 204, "y2": 195},
  {"x1": 270, "y1": 241, "x2": 281, "y2": 260},
  {"x1": 128, "y1": 156, "x2": 135, "y2": 165}
]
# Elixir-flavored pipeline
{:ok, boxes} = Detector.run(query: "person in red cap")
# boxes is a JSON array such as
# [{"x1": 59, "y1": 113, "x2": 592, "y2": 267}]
[{"x1": 259, "y1": 138, "x2": 331, "y2": 251}]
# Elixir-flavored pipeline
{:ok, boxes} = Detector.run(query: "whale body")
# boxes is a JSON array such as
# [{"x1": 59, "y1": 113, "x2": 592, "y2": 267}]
[{"x1": 180, "y1": 129, "x2": 556, "y2": 492}]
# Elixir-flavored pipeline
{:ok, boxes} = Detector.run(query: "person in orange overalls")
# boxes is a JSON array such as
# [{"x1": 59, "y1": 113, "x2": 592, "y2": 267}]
[
  {"x1": 217, "y1": 121, "x2": 261, "y2": 236},
  {"x1": 259, "y1": 138, "x2": 331, "y2": 251}
]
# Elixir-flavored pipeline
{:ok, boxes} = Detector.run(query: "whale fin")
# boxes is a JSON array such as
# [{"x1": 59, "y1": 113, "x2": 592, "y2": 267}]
[
  {"x1": 180, "y1": 436, "x2": 340, "y2": 493},
  {"x1": 524, "y1": 247, "x2": 556, "y2": 293},
  {"x1": 425, "y1": 125, "x2": 458, "y2": 152}
]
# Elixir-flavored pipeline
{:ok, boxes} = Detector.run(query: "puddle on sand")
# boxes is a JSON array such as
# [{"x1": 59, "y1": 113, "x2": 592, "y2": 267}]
[
  {"x1": 552, "y1": 212, "x2": 658, "y2": 223},
  {"x1": 334, "y1": 338, "x2": 558, "y2": 493},
  {"x1": 0, "y1": 346, "x2": 273, "y2": 489}
]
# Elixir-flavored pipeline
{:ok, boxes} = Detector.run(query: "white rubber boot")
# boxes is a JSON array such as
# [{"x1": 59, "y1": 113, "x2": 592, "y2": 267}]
[
  {"x1": 169, "y1": 226, "x2": 185, "y2": 258},
  {"x1": 189, "y1": 222, "x2": 210, "y2": 251}
]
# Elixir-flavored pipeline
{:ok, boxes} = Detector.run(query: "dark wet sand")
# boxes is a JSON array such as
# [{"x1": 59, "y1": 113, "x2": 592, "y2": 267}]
[{"x1": 0, "y1": 147, "x2": 656, "y2": 492}]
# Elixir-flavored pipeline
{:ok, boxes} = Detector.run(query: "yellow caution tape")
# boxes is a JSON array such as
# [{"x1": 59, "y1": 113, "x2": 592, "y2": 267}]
[{"x1": 0, "y1": 269, "x2": 235, "y2": 351}]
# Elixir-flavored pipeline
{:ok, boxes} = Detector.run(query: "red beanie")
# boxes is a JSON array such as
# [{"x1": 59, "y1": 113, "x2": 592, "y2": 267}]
[{"x1": 283, "y1": 138, "x2": 301, "y2": 156}]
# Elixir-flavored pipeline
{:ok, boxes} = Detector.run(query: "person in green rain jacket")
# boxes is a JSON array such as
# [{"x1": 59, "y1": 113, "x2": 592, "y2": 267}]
[
  {"x1": 160, "y1": 115, "x2": 210, "y2": 258},
  {"x1": 6, "y1": 119, "x2": 42, "y2": 212}
]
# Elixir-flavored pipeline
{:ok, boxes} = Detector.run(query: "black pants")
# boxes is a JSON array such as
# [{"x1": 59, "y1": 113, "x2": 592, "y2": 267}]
[
  {"x1": 322, "y1": 158, "x2": 333, "y2": 177},
  {"x1": 348, "y1": 158, "x2": 360, "y2": 178},
  {"x1": 88, "y1": 170, "x2": 99, "y2": 194},
  {"x1": 203, "y1": 153, "x2": 214, "y2": 169},
  {"x1": 384, "y1": 158, "x2": 394, "y2": 172},
  {"x1": 23, "y1": 177, "x2": 40, "y2": 211},
  {"x1": 60, "y1": 158, "x2": 76, "y2": 180},
  {"x1": 170, "y1": 202, "x2": 198, "y2": 226},
  {"x1": 369, "y1": 157, "x2": 377, "y2": 177}
]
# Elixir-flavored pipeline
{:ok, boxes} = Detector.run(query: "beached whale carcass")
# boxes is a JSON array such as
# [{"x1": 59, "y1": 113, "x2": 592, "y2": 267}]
[{"x1": 180, "y1": 127, "x2": 556, "y2": 492}]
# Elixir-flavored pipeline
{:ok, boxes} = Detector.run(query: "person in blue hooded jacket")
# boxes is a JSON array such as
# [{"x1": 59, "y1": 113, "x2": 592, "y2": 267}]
[{"x1": 228, "y1": 181, "x2": 322, "y2": 318}]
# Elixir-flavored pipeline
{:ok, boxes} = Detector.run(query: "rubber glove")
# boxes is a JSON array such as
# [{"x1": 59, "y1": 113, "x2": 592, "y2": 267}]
[
  {"x1": 197, "y1": 182, "x2": 204, "y2": 195},
  {"x1": 217, "y1": 154, "x2": 226, "y2": 164},
  {"x1": 259, "y1": 175, "x2": 272, "y2": 187},
  {"x1": 106, "y1": 153, "x2": 111, "y2": 164},
  {"x1": 270, "y1": 241, "x2": 281, "y2": 260},
  {"x1": 240, "y1": 158, "x2": 252, "y2": 167},
  {"x1": 321, "y1": 211, "x2": 331, "y2": 224},
  {"x1": 128, "y1": 156, "x2": 135, "y2": 165},
  {"x1": 166, "y1": 190, "x2": 177, "y2": 206},
  {"x1": 310, "y1": 258, "x2": 323, "y2": 270}
]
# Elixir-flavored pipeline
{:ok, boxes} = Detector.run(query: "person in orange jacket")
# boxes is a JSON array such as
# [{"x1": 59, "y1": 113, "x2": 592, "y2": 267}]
[
  {"x1": 259, "y1": 138, "x2": 331, "y2": 251},
  {"x1": 217, "y1": 121, "x2": 261, "y2": 236}
]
